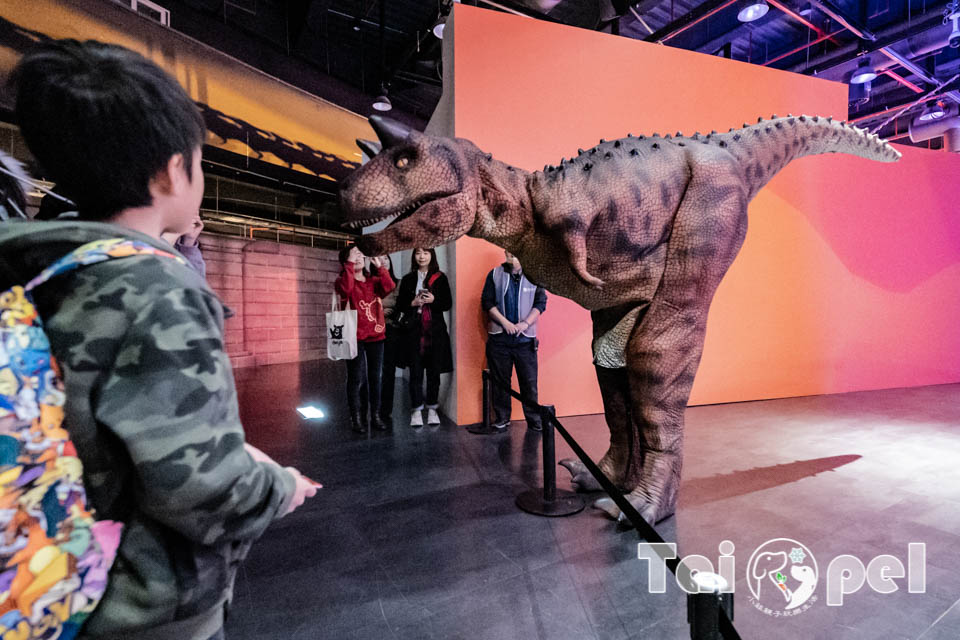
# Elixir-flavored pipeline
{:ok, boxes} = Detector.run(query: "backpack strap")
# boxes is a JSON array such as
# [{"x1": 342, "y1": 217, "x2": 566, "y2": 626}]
[
  {"x1": 426, "y1": 271, "x2": 442, "y2": 289},
  {"x1": 24, "y1": 237, "x2": 184, "y2": 293}
]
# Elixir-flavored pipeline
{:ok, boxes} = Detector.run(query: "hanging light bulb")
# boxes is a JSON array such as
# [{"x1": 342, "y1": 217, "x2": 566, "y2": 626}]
[
  {"x1": 737, "y1": 0, "x2": 769, "y2": 22},
  {"x1": 918, "y1": 101, "x2": 947, "y2": 122},
  {"x1": 850, "y1": 59, "x2": 878, "y2": 85}
]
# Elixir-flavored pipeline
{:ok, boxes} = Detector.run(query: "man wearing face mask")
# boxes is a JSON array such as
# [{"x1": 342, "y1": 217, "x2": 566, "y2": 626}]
[{"x1": 481, "y1": 250, "x2": 548, "y2": 431}]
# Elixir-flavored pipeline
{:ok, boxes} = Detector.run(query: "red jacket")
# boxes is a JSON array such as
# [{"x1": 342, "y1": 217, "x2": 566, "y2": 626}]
[{"x1": 335, "y1": 266, "x2": 396, "y2": 342}]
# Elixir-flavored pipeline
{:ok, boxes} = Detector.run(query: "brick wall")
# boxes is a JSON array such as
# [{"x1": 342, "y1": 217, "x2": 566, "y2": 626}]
[{"x1": 200, "y1": 234, "x2": 341, "y2": 368}]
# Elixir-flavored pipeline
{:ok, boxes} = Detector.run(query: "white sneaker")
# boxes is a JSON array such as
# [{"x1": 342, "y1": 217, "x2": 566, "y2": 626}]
[
  {"x1": 426, "y1": 407, "x2": 441, "y2": 425},
  {"x1": 410, "y1": 409, "x2": 424, "y2": 427}
]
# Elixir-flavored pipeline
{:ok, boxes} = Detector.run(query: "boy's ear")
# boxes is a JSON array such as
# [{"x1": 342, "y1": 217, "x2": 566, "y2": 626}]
[{"x1": 149, "y1": 153, "x2": 188, "y2": 198}]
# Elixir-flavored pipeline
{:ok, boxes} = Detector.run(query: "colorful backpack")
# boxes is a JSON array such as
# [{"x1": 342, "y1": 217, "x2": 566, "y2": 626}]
[{"x1": 0, "y1": 238, "x2": 183, "y2": 639}]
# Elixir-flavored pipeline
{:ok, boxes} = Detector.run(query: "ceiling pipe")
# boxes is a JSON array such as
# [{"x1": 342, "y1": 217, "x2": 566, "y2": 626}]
[
  {"x1": 878, "y1": 45, "x2": 960, "y2": 105},
  {"x1": 809, "y1": 0, "x2": 877, "y2": 41},
  {"x1": 788, "y1": 9, "x2": 944, "y2": 74},
  {"x1": 791, "y1": 3, "x2": 960, "y2": 106},
  {"x1": 697, "y1": 1, "x2": 839, "y2": 61},
  {"x1": 766, "y1": 0, "x2": 829, "y2": 38},
  {"x1": 810, "y1": 24, "x2": 955, "y2": 82},
  {"x1": 644, "y1": 0, "x2": 739, "y2": 44},
  {"x1": 849, "y1": 92, "x2": 948, "y2": 123},
  {"x1": 883, "y1": 69, "x2": 924, "y2": 93},
  {"x1": 763, "y1": 30, "x2": 845, "y2": 66}
]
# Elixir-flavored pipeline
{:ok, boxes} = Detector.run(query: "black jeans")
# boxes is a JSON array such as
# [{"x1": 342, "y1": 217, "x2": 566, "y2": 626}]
[
  {"x1": 346, "y1": 340, "x2": 385, "y2": 418},
  {"x1": 486, "y1": 336, "x2": 541, "y2": 427},
  {"x1": 380, "y1": 328, "x2": 399, "y2": 418},
  {"x1": 409, "y1": 347, "x2": 441, "y2": 409}
]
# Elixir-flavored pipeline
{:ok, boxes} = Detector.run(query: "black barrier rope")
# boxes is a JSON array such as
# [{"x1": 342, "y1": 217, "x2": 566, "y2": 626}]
[{"x1": 480, "y1": 369, "x2": 742, "y2": 640}]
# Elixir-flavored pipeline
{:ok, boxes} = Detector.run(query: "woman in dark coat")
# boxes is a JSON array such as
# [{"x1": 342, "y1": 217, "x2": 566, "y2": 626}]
[{"x1": 395, "y1": 247, "x2": 453, "y2": 427}]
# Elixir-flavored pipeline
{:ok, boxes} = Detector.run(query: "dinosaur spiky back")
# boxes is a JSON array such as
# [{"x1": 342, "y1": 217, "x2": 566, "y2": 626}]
[
  {"x1": 535, "y1": 115, "x2": 899, "y2": 204},
  {"x1": 713, "y1": 115, "x2": 901, "y2": 200}
]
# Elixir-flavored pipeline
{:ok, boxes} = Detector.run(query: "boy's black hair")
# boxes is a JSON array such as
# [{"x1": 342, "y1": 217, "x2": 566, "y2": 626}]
[{"x1": 10, "y1": 39, "x2": 205, "y2": 221}]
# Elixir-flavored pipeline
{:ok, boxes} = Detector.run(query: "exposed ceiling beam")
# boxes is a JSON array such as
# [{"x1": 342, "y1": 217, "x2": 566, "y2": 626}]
[
  {"x1": 790, "y1": 9, "x2": 943, "y2": 75},
  {"x1": 644, "y1": 0, "x2": 737, "y2": 44}
]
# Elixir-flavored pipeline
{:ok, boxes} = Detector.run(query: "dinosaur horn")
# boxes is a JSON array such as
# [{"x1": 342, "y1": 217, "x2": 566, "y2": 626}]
[
  {"x1": 368, "y1": 115, "x2": 412, "y2": 149},
  {"x1": 356, "y1": 138, "x2": 382, "y2": 159}
]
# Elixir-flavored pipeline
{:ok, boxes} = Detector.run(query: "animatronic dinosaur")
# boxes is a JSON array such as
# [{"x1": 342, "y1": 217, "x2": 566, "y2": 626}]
[{"x1": 340, "y1": 115, "x2": 900, "y2": 525}]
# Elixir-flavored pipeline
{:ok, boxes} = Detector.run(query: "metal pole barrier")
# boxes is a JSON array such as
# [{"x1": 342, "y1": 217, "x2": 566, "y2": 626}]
[
  {"x1": 515, "y1": 405, "x2": 584, "y2": 517},
  {"x1": 541, "y1": 404, "x2": 556, "y2": 503},
  {"x1": 686, "y1": 572, "x2": 734, "y2": 640},
  {"x1": 469, "y1": 368, "x2": 741, "y2": 639},
  {"x1": 468, "y1": 369, "x2": 499, "y2": 435}
]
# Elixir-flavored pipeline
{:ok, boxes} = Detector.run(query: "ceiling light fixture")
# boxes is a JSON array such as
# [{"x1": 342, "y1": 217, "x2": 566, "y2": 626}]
[
  {"x1": 737, "y1": 0, "x2": 769, "y2": 22},
  {"x1": 850, "y1": 59, "x2": 878, "y2": 85},
  {"x1": 372, "y1": 93, "x2": 392, "y2": 112},
  {"x1": 918, "y1": 101, "x2": 947, "y2": 122},
  {"x1": 432, "y1": 0, "x2": 459, "y2": 39}
]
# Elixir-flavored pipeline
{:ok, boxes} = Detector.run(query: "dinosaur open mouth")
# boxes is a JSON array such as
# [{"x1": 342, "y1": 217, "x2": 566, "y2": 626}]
[{"x1": 343, "y1": 193, "x2": 447, "y2": 231}]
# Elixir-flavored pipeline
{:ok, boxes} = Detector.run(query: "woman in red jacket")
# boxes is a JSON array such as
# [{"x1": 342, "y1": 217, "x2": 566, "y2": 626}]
[{"x1": 335, "y1": 245, "x2": 395, "y2": 433}]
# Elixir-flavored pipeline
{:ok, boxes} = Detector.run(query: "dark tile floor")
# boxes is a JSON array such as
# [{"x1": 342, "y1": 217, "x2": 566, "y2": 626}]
[{"x1": 227, "y1": 360, "x2": 960, "y2": 640}]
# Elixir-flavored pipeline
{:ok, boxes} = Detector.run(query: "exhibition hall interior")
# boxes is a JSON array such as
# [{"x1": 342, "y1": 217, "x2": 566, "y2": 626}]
[{"x1": 1, "y1": 0, "x2": 959, "y2": 638}]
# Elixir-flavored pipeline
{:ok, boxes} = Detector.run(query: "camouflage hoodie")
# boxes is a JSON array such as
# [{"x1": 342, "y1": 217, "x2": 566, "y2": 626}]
[{"x1": 0, "y1": 221, "x2": 295, "y2": 638}]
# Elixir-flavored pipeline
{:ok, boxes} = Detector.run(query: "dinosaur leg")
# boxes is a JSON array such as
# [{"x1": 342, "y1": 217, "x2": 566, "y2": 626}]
[
  {"x1": 616, "y1": 299, "x2": 708, "y2": 525},
  {"x1": 559, "y1": 365, "x2": 639, "y2": 492},
  {"x1": 616, "y1": 158, "x2": 749, "y2": 525}
]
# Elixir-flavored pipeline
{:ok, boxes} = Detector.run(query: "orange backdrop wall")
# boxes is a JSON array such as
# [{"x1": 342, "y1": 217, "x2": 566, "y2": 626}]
[{"x1": 450, "y1": 5, "x2": 960, "y2": 425}]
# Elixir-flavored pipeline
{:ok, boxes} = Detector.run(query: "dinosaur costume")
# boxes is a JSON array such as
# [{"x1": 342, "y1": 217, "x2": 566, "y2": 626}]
[{"x1": 339, "y1": 115, "x2": 900, "y2": 525}]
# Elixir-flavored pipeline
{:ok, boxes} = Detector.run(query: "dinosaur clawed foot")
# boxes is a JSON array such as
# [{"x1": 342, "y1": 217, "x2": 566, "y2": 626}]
[
  {"x1": 592, "y1": 491, "x2": 674, "y2": 528},
  {"x1": 558, "y1": 458, "x2": 604, "y2": 492}
]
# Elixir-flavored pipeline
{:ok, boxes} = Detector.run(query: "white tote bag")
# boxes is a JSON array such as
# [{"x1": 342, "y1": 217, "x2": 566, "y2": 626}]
[{"x1": 326, "y1": 292, "x2": 358, "y2": 360}]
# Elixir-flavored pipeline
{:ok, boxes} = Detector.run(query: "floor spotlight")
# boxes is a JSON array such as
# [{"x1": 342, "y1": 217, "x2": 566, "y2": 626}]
[{"x1": 296, "y1": 405, "x2": 326, "y2": 420}]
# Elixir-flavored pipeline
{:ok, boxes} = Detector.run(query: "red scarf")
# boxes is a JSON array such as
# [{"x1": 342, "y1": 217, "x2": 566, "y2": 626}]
[{"x1": 420, "y1": 272, "x2": 442, "y2": 355}]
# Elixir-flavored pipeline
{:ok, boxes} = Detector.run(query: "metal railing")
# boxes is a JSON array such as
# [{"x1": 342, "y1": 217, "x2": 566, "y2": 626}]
[{"x1": 479, "y1": 368, "x2": 741, "y2": 640}]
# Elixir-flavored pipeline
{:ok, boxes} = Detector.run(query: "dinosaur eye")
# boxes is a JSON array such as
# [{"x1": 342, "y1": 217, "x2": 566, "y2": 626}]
[{"x1": 396, "y1": 155, "x2": 410, "y2": 169}]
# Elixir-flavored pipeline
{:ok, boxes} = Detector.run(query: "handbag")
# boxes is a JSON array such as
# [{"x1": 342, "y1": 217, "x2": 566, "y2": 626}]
[
  {"x1": 394, "y1": 272, "x2": 442, "y2": 334},
  {"x1": 326, "y1": 292, "x2": 358, "y2": 360}
]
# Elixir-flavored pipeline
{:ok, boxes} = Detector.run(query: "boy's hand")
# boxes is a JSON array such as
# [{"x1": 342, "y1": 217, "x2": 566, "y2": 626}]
[
  {"x1": 284, "y1": 467, "x2": 320, "y2": 515},
  {"x1": 180, "y1": 217, "x2": 204, "y2": 247}
]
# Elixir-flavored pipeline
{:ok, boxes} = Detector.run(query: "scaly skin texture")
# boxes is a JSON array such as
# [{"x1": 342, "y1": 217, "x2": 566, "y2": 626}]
[{"x1": 340, "y1": 114, "x2": 900, "y2": 526}]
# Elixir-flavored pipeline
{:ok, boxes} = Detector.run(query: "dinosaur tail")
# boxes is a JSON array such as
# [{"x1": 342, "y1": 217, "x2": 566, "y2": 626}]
[{"x1": 714, "y1": 115, "x2": 901, "y2": 201}]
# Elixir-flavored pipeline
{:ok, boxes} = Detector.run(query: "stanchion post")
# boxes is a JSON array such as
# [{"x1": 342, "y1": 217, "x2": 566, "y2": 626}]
[
  {"x1": 686, "y1": 572, "x2": 734, "y2": 640},
  {"x1": 515, "y1": 404, "x2": 584, "y2": 517},
  {"x1": 540, "y1": 404, "x2": 556, "y2": 502}
]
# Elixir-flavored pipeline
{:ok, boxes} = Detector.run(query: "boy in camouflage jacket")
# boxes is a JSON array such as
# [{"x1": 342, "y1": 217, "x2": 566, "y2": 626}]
[{"x1": 0, "y1": 40, "x2": 317, "y2": 639}]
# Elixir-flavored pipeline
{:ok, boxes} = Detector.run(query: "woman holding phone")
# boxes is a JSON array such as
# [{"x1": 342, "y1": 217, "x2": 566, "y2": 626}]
[{"x1": 395, "y1": 247, "x2": 453, "y2": 427}]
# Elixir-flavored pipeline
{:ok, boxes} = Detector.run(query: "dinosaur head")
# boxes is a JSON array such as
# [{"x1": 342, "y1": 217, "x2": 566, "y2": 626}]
[{"x1": 339, "y1": 116, "x2": 478, "y2": 256}]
